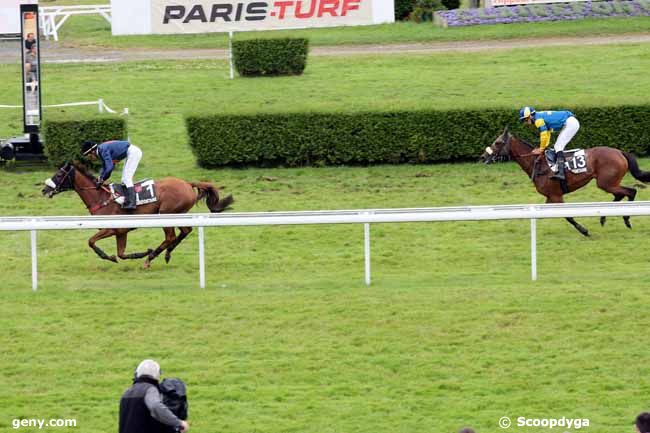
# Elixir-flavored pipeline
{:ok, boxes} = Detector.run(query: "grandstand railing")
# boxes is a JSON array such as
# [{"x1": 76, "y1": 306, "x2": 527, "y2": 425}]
[{"x1": 3, "y1": 201, "x2": 650, "y2": 290}]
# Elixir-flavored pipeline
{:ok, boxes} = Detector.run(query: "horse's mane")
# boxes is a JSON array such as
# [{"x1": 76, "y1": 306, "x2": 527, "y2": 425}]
[
  {"x1": 505, "y1": 130, "x2": 535, "y2": 149},
  {"x1": 72, "y1": 161, "x2": 97, "y2": 179}
]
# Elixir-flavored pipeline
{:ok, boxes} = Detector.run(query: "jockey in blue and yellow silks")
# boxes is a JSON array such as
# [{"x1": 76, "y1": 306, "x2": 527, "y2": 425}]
[{"x1": 519, "y1": 107, "x2": 580, "y2": 181}]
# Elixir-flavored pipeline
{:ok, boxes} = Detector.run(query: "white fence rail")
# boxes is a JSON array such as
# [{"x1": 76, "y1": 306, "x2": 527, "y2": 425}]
[
  {"x1": 40, "y1": 5, "x2": 111, "y2": 41},
  {"x1": 3, "y1": 201, "x2": 650, "y2": 290}
]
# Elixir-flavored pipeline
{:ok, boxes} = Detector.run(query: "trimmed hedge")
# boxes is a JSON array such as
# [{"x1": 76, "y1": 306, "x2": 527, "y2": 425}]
[
  {"x1": 395, "y1": 0, "x2": 416, "y2": 19},
  {"x1": 43, "y1": 116, "x2": 127, "y2": 166},
  {"x1": 232, "y1": 38, "x2": 309, "y2": 77},
  {"x1": 187, "y1": 106, "x2": 650, "y2": 168}
]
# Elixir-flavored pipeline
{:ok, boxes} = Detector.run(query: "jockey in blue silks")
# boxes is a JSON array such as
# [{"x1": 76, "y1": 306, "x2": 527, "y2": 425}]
[
  {"x1": 81, "y1": 140, "x2": 143, "y2": 210},
  {"x1": 519, "y1": 107, "x2": 580, "y2": 181}
]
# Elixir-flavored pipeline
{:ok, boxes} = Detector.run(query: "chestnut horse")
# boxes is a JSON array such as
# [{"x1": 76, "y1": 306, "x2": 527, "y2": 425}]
[
  {"x1": 480, "y1": 127, "x2": 650, "y2": 236},
  {"x1": 42, "y1": 162, "x2": 234, "y2": 267}
]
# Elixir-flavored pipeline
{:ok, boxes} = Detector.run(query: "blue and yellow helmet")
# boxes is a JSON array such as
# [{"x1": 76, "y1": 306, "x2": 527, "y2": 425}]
[{"x1": 519, "y1": 106, "x2": 535, "y2": 120}]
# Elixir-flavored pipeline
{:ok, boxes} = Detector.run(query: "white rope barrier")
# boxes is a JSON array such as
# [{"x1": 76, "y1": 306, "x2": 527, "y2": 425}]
[{"x1": 0, "y1": 99, "x2": 127, "y2": 115}]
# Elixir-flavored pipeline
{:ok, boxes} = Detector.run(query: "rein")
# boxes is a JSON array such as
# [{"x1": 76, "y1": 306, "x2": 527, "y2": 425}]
[{"x1": 78, "y1": 184, "x2": 116, "y2": 214}]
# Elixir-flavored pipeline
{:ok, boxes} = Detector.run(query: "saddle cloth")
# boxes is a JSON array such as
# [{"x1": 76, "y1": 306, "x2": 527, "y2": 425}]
[
  {"x1": 109, "y1": 179, "x2": 158, "y2": 206},
  {"x1": 546, "y1": 149, "x2": 587, "y2": 175}
]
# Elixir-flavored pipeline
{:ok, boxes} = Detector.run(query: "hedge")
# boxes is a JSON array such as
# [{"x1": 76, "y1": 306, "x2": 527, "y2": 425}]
[
  {"x1": 43, "y1": 116, "x2": 128, "y2": 166},
  {"x1": 395, "y1": 0, "x2": 416, "y2": 19},
  {"x1": 232, "y1": 38, "x2": 309, "y2": 77},
  {"x1": 186, "y1": 106, "x2": 650, "y2": 168}
]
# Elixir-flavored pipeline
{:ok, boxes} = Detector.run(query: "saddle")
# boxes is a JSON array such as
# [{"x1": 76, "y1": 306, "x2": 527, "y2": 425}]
[
  {"x1": 109, "y1": 179, "x2": 158, "y2": 207},
  {"x1": 545, "y1": 149, "x2": 588, "y2": 175}
]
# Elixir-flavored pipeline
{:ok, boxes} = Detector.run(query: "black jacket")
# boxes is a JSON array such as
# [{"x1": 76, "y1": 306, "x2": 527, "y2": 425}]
[{"x1": 119, "y1": 377, "x2": 180, "y2": 433}]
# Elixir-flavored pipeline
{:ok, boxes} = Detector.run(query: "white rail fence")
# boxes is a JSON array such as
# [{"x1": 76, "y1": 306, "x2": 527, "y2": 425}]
[
  {"x1": 0, "y1": 98, "x2": 126, "y2": 115},
  {"x1": 40, "y1": 5, "x2": 112, "y2": 41},
  {"x1": 3, "y1": 201, "x2": 650, "y2": 291}
]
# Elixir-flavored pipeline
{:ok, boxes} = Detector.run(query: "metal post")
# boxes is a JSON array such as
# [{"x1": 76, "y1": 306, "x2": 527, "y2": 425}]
[
  {"x1": 30, "y1": 229, "x2": 38, "y2": 291},
  {"x1": 530, "y1": 218, "x2": 537, "y2": 281},
  {"x1": 228, "y1": 31, "x2": 234, "y2": 80},
  {"x1": 198, "y1": 225, "x2": 205, "y2": 289},
  {"x1": 364, "y1": 223, "x2": 371, "y2": 286}
]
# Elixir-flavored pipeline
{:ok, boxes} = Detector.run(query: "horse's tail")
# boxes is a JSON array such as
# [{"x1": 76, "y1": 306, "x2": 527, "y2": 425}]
[
  {"x1": 623, "y1": 151, "x2": 650, "y2": 182},
  {"x1": 190, "y1": 182, "x2": 234, "y2": 213}
]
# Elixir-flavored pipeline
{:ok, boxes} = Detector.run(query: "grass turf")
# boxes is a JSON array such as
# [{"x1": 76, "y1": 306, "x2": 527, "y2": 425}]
[
  {"x1": 2, "y1": 34, "x2": 650, "y2": 433},
  {"x1": 53, "y1": 14, "x2": 650, "y2": 49}
]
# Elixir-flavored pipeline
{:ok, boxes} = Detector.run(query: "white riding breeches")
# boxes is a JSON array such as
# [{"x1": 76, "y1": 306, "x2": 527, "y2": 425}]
[
  {"x1": 554, "y1": 116, "x2": 580, "y2": 152},
  {"x1": 121, "y1": 144, "x2": 142, "y2": 188}
]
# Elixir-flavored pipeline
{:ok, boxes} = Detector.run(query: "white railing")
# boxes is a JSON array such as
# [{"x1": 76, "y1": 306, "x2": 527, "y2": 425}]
[
  {"x1": 3, "y1": 201, "x2": 650, "y2": 291},
  {"x1": 0, "y1": 98, "x2": 127, "y2": 115},
  {"x1": 39, "y1": 5, "x2": 111, "y2": 41}
]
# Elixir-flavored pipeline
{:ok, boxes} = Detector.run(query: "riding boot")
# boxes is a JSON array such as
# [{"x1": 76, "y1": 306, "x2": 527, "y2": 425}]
[
  {"x1": 550, "y1": 151, "x2": 566, "y2": 181},
  {"x1": 123, "y1": 186, "x2": 136, "y2": 210}
]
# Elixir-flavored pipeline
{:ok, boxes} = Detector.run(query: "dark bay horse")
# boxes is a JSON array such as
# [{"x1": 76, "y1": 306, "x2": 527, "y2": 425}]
[
  {"x1": 42, "y1": 162, "x2": 234, "y2": 267},
  {"x1": 480, "y1": 127, "x2": 650, "y2": 236}
]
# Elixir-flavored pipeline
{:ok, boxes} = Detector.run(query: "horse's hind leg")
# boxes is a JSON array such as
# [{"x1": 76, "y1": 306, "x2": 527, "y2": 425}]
[
  {"x1": 88, "y1": 229, "x2": 119, "y2": 263},
  {"x1": 144, "y1": 227, "x2": 176, "y2": 268},
  {"x1": 165, "y1": 227, "x2": 193, "y2": 263},
  {"x1": 548, "y1": 195, "x2": 590, "y2": 236},
  {"x1": 116, "y1": 231, "x2": 153, "y2": 260},
  {"x1": 599, "y1": 184, "x2": 636, "y2": 228}
]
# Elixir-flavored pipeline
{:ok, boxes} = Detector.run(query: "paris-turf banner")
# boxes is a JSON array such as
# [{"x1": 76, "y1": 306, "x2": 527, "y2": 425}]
[{"x1": 111, "y1": 0, "x2": 394, "y2": 35}]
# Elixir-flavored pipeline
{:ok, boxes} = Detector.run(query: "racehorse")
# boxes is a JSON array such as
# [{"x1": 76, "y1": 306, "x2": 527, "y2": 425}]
[
  {"x1": 42, "y1": 162, "x2": 234, "y2": 267},
  {"x1": 480, "y1": 126, "x2": 650, "y2": 236}
]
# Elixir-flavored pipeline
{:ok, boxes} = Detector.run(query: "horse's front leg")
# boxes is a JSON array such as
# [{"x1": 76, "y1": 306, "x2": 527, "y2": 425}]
[
  {"x1": 546, "y1": 195, "x2": 590, "y2": 237},
  {"x1": 116, "y1": 230, "x2": 153, "y2": 260},
  {"x1": 88, "y1": 229, "x2": 119, "y2": 263}
]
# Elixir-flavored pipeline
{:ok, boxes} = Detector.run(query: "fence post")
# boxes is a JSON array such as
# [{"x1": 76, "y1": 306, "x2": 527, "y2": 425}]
[
  {"x1": 228, "y1": 31, "x2": 235, "y2": 80},
  {"x1": 198, "y1": 225, "x2": 205, "y2": 289},
  {"x1": 364, "y1": 216, "x2": 371, "y2": 286},
  {"x1": 530, "y1": 217, "x2": 537, "y2": 281},
  {"x1": 31, "y1": 229, "x2": 38, "y2": 291}
]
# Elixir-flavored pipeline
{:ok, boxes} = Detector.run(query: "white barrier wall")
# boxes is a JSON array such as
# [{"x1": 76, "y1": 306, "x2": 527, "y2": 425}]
[
  {"x1": 111, "y1": 0, "x2": 394, "y2": 35},
  {"x1": 0, "y1": 0, "x2": 38, "y2": 35}
]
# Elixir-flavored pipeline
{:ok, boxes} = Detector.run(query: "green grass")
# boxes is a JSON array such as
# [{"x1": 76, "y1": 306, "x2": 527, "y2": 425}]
[
  {"x1": 3, "y1": 33, "x2": 650, "y2": 433},
  {"x1": 54, "y1": 15, "x2": 650, "y2": 49},
  {"x1": 3, "y1": 160, "x2": 650, "y2": 433},
  {"x1": 3, "y1": 43, "x2": 650, "y2": 142}
]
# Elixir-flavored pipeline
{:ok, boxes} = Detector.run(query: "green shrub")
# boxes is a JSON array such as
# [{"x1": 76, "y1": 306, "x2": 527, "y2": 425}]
[
  {"x1": 442, "y1": 0, "x2": 461, "y2": 9},
  {"x1": 187, "y1": 106, "x2": 650, "y2": 168},
  {"x1": 410, "y1": 0, "x2": 447, "y2": 21},
  {"x1": 43, "y1": 116, "x2": 127, "y2": 166},
  {"x1": 395, "y1": 0, "x2": 416, "y2": 19},
  {"x1": 232, "y1": 38, "x2": 309, "y2": 77}
]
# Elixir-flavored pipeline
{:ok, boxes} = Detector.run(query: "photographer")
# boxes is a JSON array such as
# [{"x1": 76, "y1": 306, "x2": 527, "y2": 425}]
[{"x1": 119, "y1": 360, "x2": 189, "y2": 433}]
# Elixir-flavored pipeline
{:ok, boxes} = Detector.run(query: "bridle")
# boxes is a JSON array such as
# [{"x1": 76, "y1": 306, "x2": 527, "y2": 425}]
[{"x1": 50, "y1": 164, "x2": 75, "y2": 193}]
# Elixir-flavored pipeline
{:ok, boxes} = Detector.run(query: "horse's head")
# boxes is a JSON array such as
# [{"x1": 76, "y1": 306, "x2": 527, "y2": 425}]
[
  {"x1": 480, "y1": 126, "x2": 512, "y2": 164},
  {"x1": 42, "y1": 162, "x2": 76, "y2": 198}
]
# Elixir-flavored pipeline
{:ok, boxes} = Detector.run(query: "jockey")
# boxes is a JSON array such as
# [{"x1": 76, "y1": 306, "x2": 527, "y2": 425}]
[
  {"x1": 519, "y1": 106, "x2": 580, "y2": 182},
  {"x1": 81, "y1": 139, "x2": 143, "y2": 210}
]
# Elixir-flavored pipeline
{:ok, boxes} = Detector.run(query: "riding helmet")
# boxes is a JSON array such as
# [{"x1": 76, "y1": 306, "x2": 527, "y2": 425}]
[
  {"x1": 519, "y1": 106, "x2": 535, "y2": 120},
  {"x1": 81, "y1": 140, "x2": 98, "y2": 155}
]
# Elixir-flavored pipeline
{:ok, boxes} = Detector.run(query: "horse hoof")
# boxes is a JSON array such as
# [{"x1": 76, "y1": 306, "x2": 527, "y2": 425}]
[
  {"x1": 600, "y1": 217, "x2": 606, "y2": 226},
  {"x1": 109, "y1": 255, "x2": 118, "y2": 263},
  {"x1": 143, "y1": 260, "x2": 151, "y2": 269},
  {"x1": 165, "y1": 254, "x2": 171, "y2": 264}
]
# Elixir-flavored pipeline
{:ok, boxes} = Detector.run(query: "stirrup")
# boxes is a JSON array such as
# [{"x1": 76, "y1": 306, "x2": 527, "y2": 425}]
[{"x1": 550, "y1": 172, "x2": 565, "y2": 181}]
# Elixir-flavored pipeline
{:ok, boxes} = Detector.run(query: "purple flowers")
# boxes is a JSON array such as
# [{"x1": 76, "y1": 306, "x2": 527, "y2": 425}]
[{"x1": 435, "y1": 0, "x2": 650, "y2": 27}]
